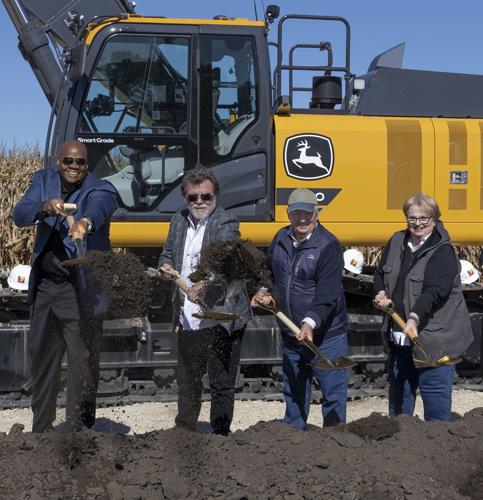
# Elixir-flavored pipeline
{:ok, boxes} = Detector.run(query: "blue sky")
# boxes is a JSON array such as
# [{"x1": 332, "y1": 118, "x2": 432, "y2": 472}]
[{"x1": 1, "y1": 0, "x2": 483, "y2": 147}]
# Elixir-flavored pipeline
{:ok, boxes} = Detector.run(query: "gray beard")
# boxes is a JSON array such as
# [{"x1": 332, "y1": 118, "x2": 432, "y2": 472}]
[{"x1": 189, "y1": 202, "x2": 216, "y2": 221}]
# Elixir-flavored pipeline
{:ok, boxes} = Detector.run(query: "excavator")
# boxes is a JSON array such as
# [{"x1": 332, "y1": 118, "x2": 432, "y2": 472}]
[{"x1": 1, "y1": 0, "x2": 482, "y2": 403}]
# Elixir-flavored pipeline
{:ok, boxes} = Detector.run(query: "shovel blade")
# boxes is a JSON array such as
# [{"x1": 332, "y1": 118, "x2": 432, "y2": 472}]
[
  {"x1": 62, "y1": 257, "x2": 89, "y2": 266},
  {"x1": 332, "y1": 357, "x2": 357, "y2": 369},
  {"x1": 309, "y1": 359, "x2": 336, "y2": 370},
  {"x1": 413, "y1": 355, "x2": 462, "y2": 368},
  {"x1": 310, "y1": 357, "x2": 355, "y2": 370},
  {"x1": 192, "y1": 311, "x2": 241, "y2": 322}
]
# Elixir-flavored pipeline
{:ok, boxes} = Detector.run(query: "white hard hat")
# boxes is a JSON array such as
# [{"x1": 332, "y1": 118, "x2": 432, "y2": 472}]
[
  {"x1": 460, "y1": 260, "x2": 479, "y2": 285},
  {"x1": 7, "y1": 265, "x2": 31, "y2": 291},
  {"x1": 343, "y1": 249, "x2": 364, "y2": 274}
]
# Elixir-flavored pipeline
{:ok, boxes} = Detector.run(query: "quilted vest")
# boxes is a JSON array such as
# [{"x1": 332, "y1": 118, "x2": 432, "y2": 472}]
[{"x1": 381, "y1": 221, "x2": 473, "y2": 359}]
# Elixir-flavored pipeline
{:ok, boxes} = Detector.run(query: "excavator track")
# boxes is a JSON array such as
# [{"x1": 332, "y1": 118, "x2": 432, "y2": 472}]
[{"x1": 1, "y1": 371, "x2": 481, "y2": 411}]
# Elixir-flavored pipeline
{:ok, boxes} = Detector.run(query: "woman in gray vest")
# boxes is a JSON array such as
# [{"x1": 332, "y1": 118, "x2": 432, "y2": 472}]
[{"x1": 373, "y1": 193, "x2": 473, "y2": 421}]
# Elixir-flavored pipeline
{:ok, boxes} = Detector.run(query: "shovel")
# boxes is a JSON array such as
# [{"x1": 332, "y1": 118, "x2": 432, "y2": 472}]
[
  {"x1": 61, "y1": 203, "x2": 86, "y2": 258},
  {"x1": 373, "y1": 300, "x2": 461, "y2": 368},
  {"x1": 147, "y1": 267, "x2": 241, "y2": 323},
  {"x1": 254, "y1": 296, "x2": 355, "y2": 370}
]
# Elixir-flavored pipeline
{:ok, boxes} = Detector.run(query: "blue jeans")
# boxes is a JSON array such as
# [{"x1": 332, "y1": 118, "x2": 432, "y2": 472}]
[
  {"x1": 282, "y1": 330, "x2": 348, "y2": 430},
  {"x1": 388, "y1": 345, "x2": 455, "y2": 421}
]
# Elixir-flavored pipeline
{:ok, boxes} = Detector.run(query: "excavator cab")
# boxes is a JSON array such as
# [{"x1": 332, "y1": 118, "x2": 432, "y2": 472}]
[{"x1": 75, "y1": 22, "x2": 271, "y2": 222}]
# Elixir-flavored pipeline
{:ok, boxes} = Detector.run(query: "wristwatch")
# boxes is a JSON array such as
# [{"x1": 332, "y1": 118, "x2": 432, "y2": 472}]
[{"x1": 80, "y1": 217, "x2": 93, "y2": 233}]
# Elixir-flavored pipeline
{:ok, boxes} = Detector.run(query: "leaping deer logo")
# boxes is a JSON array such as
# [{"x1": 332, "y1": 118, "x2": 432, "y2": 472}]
[
  {"x1": 283, "y1": 134, "x2": 334, "y2": 180},
  {"x1": 292, "y1": 139, "x2": 330, "y2": 175}
]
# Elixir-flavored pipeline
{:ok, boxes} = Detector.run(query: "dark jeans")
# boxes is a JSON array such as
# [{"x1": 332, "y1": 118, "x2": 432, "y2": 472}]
[
  {"x1": 282, "y1": 329, "x2": 348, "y2": 430},
  {"x1": 30, "y1": 278, "x2": 102, "y2": 432},
  {"x1": 175, "y1": 324, "x2": 244, "y2": 435},
  {"x1": 388, "y1": 345, "x2": 455, "y2": 421}
]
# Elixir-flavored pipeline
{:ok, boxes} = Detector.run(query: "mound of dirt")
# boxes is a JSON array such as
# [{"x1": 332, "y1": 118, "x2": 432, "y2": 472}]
[{"x1": 1, "y1": 409, "x2": 483, "y2": 499}]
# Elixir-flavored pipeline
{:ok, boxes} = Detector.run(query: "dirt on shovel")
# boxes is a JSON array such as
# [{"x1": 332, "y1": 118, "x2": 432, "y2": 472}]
[{"x1": 71, "y1": 251, "x2": 154, "y2": 319}]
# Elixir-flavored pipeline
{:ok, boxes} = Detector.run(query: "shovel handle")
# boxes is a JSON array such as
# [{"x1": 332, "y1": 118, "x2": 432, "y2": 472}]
[
  {"x1": 65, "y1": 214, "x2": 76, "y2": 229},
  {"x1": 63, "y1": 203, "x2": 78, "y2": 212},
  {"x1": 159, "y1": 268, "x2": 210, "y2": 308},
  {"x1": 274, "y1": 310, "x2": 328, "y2": 360},
  {"x1": 373, "y1": 300, "x2": 417, "y2": 339}
]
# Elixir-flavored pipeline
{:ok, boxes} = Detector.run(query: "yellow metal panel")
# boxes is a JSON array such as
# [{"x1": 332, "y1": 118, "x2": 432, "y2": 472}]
[
  {"x1": 273, "y1": 114, "x2": 434, "y2": 226},
  {"x1": 448, "y1": 189, "x2": 467, "y2": 210},
  {"x1": 480, "y1": 122, "x2": 483, "y2": 210},
  {"x1": 386, "y1": 120, "x2": 422, "y2": 209},
  {"x1": 448, "y1": 121, "x2": 467, "y2": 165},
  {"x1": 110, "y1": 220, "x2": 483, "y2": 247},
  {"x1": 434, "y1": 118, "x2": 482, "y2": 222},
  {"x1": 86, "y1": 16, "x2": 264, "y2": 44}
]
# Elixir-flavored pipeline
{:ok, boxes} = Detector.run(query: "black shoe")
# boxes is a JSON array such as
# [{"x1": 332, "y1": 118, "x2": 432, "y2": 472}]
[
  {"x1": 175, "y1": 418, "x2": 196, "y2": 432},
  {"x1": 212, "y1": 427, "x2": 230, "y2": 436},
  {"x1": 32, "y1": 423, "x2": 55, "y2": 434}
]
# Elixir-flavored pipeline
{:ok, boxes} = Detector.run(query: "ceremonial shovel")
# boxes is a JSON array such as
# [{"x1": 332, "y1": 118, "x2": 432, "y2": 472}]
[
  {"x1": 255, "y1": 296, "x2": 355, "y2": 370},
  {"x1": 146, "y1": 267, "x2": 241, "y2": 322},
  {"x1": 373, "y1": 300, "x2": 461, "y2": 368},
  {"x1": 60, "y1": 203, "x2": 86, "y2": 259}
]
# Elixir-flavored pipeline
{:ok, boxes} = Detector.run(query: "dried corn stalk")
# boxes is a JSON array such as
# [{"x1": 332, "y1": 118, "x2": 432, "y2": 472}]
[{"x1": 0, "y1": 147, "x2": 41, "y2": 269}]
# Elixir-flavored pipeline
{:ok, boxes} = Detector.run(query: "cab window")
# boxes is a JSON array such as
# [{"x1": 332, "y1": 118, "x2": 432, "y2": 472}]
[{"x1": 200, "y1": 35, "x2": 258, "y2": 165}]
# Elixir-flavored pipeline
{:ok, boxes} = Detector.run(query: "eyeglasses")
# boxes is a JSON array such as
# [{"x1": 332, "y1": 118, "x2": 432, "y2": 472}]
[
  {"x1": 62, "y1": 157, "x2": 87, "y2": 166},
  {"x1": 407, "y1": 216, "x2": 431, "y2": 225},
  {"x1": 186, "y1": 193, "x2": 214, "y2": 203}
]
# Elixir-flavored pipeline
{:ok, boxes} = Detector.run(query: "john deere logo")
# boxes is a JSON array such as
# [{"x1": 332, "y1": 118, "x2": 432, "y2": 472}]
[{"x1": 284, "y1": 134, "x2": 334, "y2": 180}]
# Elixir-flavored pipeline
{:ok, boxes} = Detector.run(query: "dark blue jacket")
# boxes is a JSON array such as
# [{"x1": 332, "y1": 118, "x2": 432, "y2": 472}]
[
  {"x1": 13, "y1": 168, "x2": 118, "y2": 314},
  {"x1": 267, "y1": 223, "x2": 347, "y2": 339}
]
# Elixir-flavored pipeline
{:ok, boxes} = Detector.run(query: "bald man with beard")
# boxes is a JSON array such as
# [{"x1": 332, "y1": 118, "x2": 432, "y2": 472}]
[{"x1": 13, "y1": 140, "x2": 118, "y2": 432}]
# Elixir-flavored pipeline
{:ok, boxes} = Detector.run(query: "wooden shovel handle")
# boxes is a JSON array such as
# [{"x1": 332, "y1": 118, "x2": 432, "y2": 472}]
[
  {"x1": 65, "y1": 215, "x2": 76, "y2": 229},
  {"x1": 373, "y1": 300, "x2": 418, "y2": 339},
  {"x1": 272, "y1": 310, "x2": 325, "y2": 359}
]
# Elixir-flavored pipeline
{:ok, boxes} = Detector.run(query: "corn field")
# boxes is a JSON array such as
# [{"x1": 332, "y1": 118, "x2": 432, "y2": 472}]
[
  {"x1": 354, "y1": 245, "x2": 482, "y2": 268},
  {"x1": 0, "y1": 149, "x2": 481, "y2": 272},
  {"x1": 0, "y1": 147, "x2": 41, "y2": 269}
]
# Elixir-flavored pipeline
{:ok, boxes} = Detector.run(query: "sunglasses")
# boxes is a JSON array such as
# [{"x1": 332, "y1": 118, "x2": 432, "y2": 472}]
[
  {"x1": 62, "y1": 157, "x2": 87, "y2": 166},
  {"x1": 186, "y1": 193, "x2": 214, "y2": 203}
]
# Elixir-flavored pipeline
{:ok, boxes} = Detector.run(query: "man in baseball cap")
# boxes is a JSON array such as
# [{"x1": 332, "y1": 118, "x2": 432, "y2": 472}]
[{"x1": 252, "y1": 188, "x2": 349, "y2": 430}]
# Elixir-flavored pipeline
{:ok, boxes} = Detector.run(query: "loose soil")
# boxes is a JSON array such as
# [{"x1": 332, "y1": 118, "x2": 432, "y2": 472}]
[
  {"x1": 84, "y1": 251, "x2": 153, "y2": 319},
  {"x1": 1, "y1": 408, "x2": 482, "y2": 499},
  {"x1": 191, "y1": 239, "x2": 266, "y2": 294}
]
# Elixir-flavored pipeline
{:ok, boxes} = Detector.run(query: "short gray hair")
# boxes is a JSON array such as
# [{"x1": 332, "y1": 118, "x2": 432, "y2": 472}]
[{"x1": 402, "y1": 192, "x2": 441, "y2": 220}]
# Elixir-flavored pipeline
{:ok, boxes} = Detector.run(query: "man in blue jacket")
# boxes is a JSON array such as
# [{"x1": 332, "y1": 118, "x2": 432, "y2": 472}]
[
  {"x1": 13, "y1": 140, "x2": 118, "y2": 432},
  {"x1": 252, "y1": 188, "x2": 348, "y2": 429}
]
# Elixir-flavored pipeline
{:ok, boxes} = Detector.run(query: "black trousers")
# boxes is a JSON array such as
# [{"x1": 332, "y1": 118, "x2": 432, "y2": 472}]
[
  {"x1": 175, "y1": 324, "x2": 244, "y2": 435},
  {"x1": 30, "y1": 278, "x2": 102, "y2": 432}
]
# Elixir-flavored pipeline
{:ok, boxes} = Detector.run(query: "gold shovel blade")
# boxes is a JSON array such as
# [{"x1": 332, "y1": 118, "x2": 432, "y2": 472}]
[
  {"x1": 192, "y1": 311, "x2": 241, "y2": 322},
  {"x1": 332, "y1": 357, "x2": 357, "y2": 369},
  {"x1": 310, "y1": 356, "x2": 356, "y2": 370},
  {"x1": 310, "y1": 359, "x2": 336, "y2": 370},
  {"x1": 413, "y1": 355, "x2": 462, "y2": 368},
  {"x1": 62, "y1": 257, "x2": 89, "y2": 266}
]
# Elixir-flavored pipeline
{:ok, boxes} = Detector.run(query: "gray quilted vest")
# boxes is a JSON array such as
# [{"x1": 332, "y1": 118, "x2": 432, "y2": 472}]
[{"x1": 381, "y1": 221, "x2": 473, "y2": 360}]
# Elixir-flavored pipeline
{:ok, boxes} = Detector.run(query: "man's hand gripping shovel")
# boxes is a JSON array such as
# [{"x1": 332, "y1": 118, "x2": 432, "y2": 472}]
[
  {"x1": 254, "y1": 295, "x2": 355, "y2": 370},
  {"x1": 59, "y1": 203, "x2": 88, "y2": 264},
  {"x1": 146, "y1": 267, "x2": 241, "y2": 323},
  {"x1": 373, "y1": 300, "x2": 461, "y2": 368}
]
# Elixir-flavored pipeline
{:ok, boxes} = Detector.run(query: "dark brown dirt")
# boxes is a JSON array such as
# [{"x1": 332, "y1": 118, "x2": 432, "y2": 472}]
[
  {"x1": 191, "y1": 239, "x2": 266, "y2": 293},
  {"x1": 83, "y1": 251, "x2": 153, "y2": 319},
  {"x1": 1, "y1": 410, "x2": 483, "y2": 499}
]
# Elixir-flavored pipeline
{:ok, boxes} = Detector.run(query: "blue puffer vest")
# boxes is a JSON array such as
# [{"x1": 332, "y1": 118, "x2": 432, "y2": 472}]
[{"x1": 269, "y1": 223, "x2": 347, "y2": 339}]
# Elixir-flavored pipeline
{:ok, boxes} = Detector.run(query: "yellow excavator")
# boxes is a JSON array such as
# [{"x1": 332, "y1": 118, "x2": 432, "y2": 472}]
[{"x1": 2, "y1": 0, "x2": 482, "y2": 401}]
